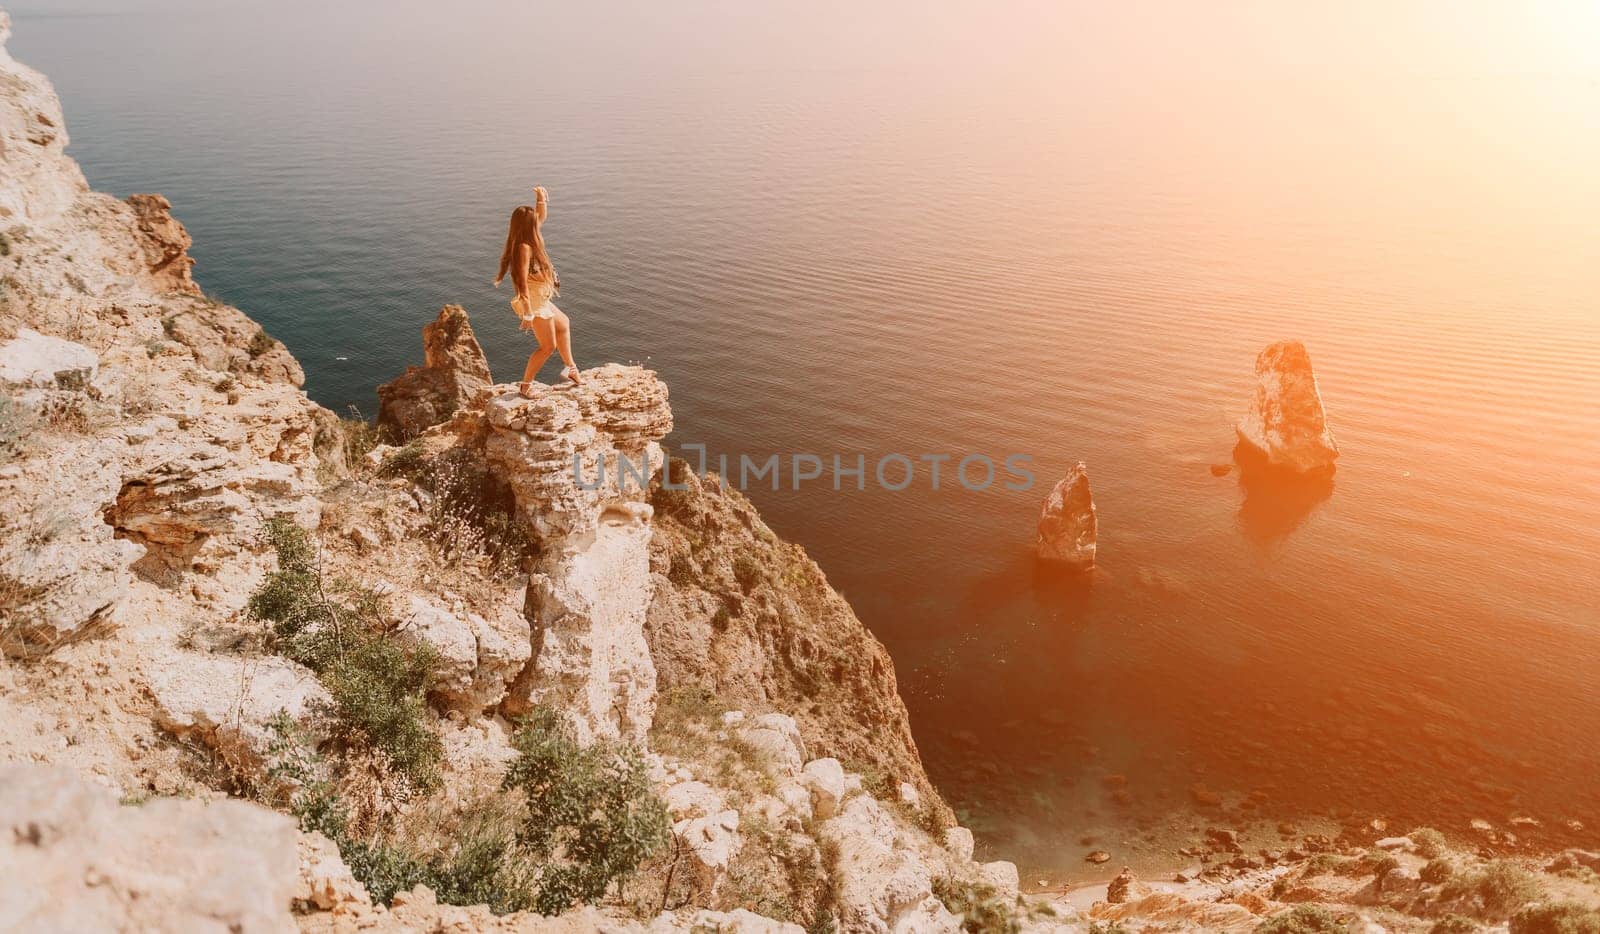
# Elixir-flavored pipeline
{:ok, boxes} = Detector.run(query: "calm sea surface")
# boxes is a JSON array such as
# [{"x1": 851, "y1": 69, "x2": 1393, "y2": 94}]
[{"x1": 15, "y1": 1, "x2": 1600, "y2": 877}]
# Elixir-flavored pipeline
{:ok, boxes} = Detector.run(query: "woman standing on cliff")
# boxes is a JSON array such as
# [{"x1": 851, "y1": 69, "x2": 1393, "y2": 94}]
[{"x1": 495, "y1": 186, "x2": 582, "y2": 394}]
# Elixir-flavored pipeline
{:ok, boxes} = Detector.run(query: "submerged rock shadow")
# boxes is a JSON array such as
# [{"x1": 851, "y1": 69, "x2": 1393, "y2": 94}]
[{"x1": 1232, "y1": 441, "x2": 1335, "y2": 547}]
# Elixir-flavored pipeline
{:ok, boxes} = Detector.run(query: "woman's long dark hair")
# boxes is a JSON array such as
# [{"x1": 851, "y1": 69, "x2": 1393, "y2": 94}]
[{"x1": 495, "y1": 189, "x2": 554, "y2": 287}]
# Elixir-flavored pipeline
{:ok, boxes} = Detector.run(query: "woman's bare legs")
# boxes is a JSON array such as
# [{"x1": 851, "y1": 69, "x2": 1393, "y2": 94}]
[
  {"x1": 520, "y1": 317, "x2": 555, "y2": 396},
  {"x1": 553, "y1": 308, "x2": 582, "y2": 383}
]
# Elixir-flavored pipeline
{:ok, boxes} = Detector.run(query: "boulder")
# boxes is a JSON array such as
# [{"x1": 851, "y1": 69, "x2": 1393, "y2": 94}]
[
  {"x1": 1107, "y1": 866, "x2": 1150, "y2": 904},
  {"x1": 376, "y1": 305, "x2": 493, "y2": 441},
  {"x1": 396, "y1": 595, "x2": 531, "y2": 714},
  {"x1": 737, "y1": 713, "x2": 808, "y2": 777},
  {"x1": 1236, "y1": 341, "x2": 1339, "y2": 473},
  {"x1": 148, "y1": 652, "x2": 330, "y2": 779},
  {"x1": 0, "y1": 328, "x2": 98, "y2": 389},
  {"x1": 943, "y1": 826, "x2": 975, "y2": 863},
  {"x1": 673, "y1": 809, "x2": 742, "y2": 897},
  {"x1": 801, "y1": 757, "x2": 846, "y2": 819},
  {"x1": 1036, "y1": 461, "x2": 1097, "y2": 569},
  {"x1": 977, "y1": 860, "x2": 1020, "y2": 896},
  {"x1": 295, "y1": 831, "x2": 372, "y2": 912},
  {"x1": 0, "y1": 764, "x2": 300, "y2": 932}
]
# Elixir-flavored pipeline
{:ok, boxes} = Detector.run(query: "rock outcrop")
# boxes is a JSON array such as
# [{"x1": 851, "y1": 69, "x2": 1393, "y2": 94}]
[
  {"x1": 376, "y1": 304, "x2": 492, "y2": 441},
  {"x1": 148, "y1": 651, "x2": 331, "y2": 778},
  {"x1": 645, "y1": 459, "x2": 951, "y2": 821},
  {"x1": 434, "y1": 364, "x2": 675, "y2": 743},
  {"x1": 124, "y1": 193, "x2": 200, "y2": 294},
  {"x1": 0, "y1": 7, "x2": 333, "y2": 649},
  {"x1": 1036, "y1": 461, "x2": 1097, "y2": 569},
  {"x1": 1236, "y1": 340, "x2": 1339, "y2": 474},
  {"x1": 0, "y1": 763, "x2": 302, "y2": 932}
]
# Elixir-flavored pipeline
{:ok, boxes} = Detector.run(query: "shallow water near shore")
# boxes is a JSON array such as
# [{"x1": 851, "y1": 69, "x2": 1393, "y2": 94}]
[{"x1": 15, "y1": 1, "x2": 1600, "y2": 879}]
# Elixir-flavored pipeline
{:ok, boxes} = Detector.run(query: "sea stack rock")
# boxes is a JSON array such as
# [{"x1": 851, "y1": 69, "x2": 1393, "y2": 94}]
[
  {"x1": 1236, "y1": 340, "x2": 1339, "y2": 474},
  {"x1": 376, "y1": 304, "x2": 493, "y2": 441},
  {"x1": 1037, "y1": 461, "x2": 1097, "y2": 570}
]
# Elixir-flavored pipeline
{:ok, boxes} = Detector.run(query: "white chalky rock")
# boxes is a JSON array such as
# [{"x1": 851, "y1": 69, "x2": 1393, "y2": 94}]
[
  {"x1": 801, "y1": 757, "x2": 847, "y2": 820},
  {"x1": 737, "y1": 713, "x2": 808, "y2": 777},
  {"x1": 0, "y1": 328, "x2": 98, "y2": 388}
]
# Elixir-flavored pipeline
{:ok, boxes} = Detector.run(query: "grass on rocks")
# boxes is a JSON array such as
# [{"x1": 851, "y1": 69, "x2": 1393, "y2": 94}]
[
  {"x1": 372, "y1": 442, "x2": 534, "y2": 574},
  {"x1": 1254, "y1": 905, "x2": 1347, "y2": 933},
  {"x1": 267, "y1": 703, "x2": 669, "y2": 914},
  {"x1": 933, "y1": 876, "x2": 1026, "y2": 934},
  {"x1": 1510, "y1": 902, "x2": 1600, "y2": 934},
  {"x1": 250, "y1": 516, "x2": 442, "y2": 791},
  {"x1": 1440, "y1": 860, "x2": 1543, "y2": 918}
]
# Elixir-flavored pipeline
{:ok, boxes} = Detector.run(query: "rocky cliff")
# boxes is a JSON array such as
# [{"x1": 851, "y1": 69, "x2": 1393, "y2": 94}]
[{"x1": 0, "y1": 10, "x2": 1002, "y2": 930}]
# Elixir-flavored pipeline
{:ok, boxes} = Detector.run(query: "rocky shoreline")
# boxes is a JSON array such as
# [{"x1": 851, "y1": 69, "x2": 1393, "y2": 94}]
[{"x1": 3, "y1": 7, "x2": 1599, "y2": 932}]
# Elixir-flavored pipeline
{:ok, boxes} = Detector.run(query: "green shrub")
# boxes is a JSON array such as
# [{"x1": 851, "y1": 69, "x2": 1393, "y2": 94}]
[
  {"x1": 422, "y1": 801, "x2": 539, "y2": 913},
  {"x1": 1430, "y1": 916, "x2": 1480, "y2": 934},
  {"x1": 248, "y1": 327, "x2": 276, "y2": 358},
  {"x1": 249, "y1": 517, "x2": 441, "y2": 790},
  {"x1": 379, "y1": 440, "x2": 427, "y2": 480},
  {"x1": 1303, "y1": 854, "x2": 1351, "y2": 877},
  {"x1": 668, "y1": 552, "x2": 697, "y2": 587},
  {"x1": 1511, "y1": 902, "x2": 1600, "y2": 934},
  {"x1": 502, "y1": 706, "x2": 670, "y2": 913},
  {"x1": 248, "y1": 517, "x2": 330, "y2": 642},
  {"x1": 1254, "y1": 905, "x2": 1346, "y2": 934},
  {"x1": 1412, "y1": 827, "x2": 1448, "y2": 859},
  {"x1": 932, "y1": 876, "x2": 1020, "y2": 934},
  {"x1": 733, "y1": 554, "x2": 764, "y2": 592},
  {"x1": 341, "y1": 407, "x2": 379, "y2": 466},
  {"x1": 321, "y1": 635, "x2": 441, "y2": 790},
  {"x1": 1443, "y1": 860, "x2": 1542, "y2": 917},
  {"x1": 1423, "y1": 858, "x2": 1456, "y2": 884}
]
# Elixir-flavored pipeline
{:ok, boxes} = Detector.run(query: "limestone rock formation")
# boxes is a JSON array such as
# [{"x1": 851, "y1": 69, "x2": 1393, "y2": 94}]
[
  {"x1": 0, "y1": 327, "x2": 97, "y2": 388},
  {"x1": 821, "y1": 794, "x2": 961, "y2": 933},
  {"x1": 0, "y1": 10, "x2": 333, "y2": 648},
  {"x1": 0, "y1": 10, "x2": 86, "y2": 222},
  {"x1": 0, "y1": 764, "x2": 301, "y2": 932},
  {"x1": 515, "y1": 490, "x2": 659, "y2": 744},
  {"x1": 376, "y1": 304, "x2": 493, "y2": 441},
  {"x1": 479, "y1": 362, "x2": 672, "y2": 546},
  {"x1": 1236, "y1": 340, "x2": 1340, "y2": 474},
  {"x1": 0, "y1": 20, "x2": 1010, "y2": 934},
  {"x1": 396, "y1": 593, "x2": 531, "y2": 715},
  {"x1": 1036, "y1": 461, "x2": 1097, "y2": 569},
  {"x1": 645, "y1": 460, "x2": 951, "y2": 823},
  {"x1": 148, "y1": 651, "x2": 331, "y2": 779},
  {"x1": 124, "y1": 193, "x2": 200, "y2": 294}
]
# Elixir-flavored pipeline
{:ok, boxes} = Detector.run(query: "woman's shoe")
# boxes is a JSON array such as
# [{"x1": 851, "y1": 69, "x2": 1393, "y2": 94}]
[
  {"x1": 518, "y1": 381, "x2": 539, "y2": 398},
  {"x1": 561, "y1": 366, "x2": 583, "y2": 385}
]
